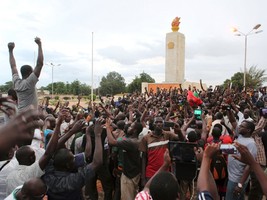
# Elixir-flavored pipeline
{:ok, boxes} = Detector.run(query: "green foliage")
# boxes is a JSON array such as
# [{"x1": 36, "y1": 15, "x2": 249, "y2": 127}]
[
  {"x1": 0, "y1": 81, "x2": 13, "y2": 93},
  {"x1": 99, "y1": 71, "x2": 126, "y2": 95},
  {"x1": 54, "y1": 96, "x2": 60, "y2": 100},
  {"x1": 246, "y1": 66, "x2": 267, "y2": 88},
  {"x1": 222, "y1": 66, "x2": 267, "y2": 90},
  {"x1": 88, "y1": 94, "x2": 96, "y2": 101},
  {"x1": 127, "y1": 72, "x2": 155, "y2": 93},
  {"x1": 63, "y1": 96, "x2": 71, "y2": 100},
  {"x1": 41, "y1": 80, "x2": 91, "y2": 96}
]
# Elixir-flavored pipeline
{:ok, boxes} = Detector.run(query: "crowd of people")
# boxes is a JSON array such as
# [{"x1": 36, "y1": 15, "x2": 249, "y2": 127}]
[{"x1": 0, "y1": 37, "x2": 267, "y2": 200}]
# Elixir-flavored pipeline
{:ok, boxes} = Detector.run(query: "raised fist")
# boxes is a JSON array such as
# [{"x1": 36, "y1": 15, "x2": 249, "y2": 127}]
[
  {"x1": 34, "y1": 37, "x2": 41, "y2": 45},
  {"x1": 8, "y1": 42, "x2": 15, "y2": 51}
]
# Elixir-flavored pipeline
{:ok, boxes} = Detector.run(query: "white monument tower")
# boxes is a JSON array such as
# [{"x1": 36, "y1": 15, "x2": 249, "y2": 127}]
[{"x1": 165, "y1": 17, "x2": 185, "y2": 84}]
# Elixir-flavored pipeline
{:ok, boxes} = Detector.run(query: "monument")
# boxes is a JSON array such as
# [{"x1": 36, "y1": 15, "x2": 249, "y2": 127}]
[
  {"x1": 142, "y1": 17, "x2": 206, "y2": 93},
  {"x1": 165, "y1": 17, "x2": 185, "y2": 83}
]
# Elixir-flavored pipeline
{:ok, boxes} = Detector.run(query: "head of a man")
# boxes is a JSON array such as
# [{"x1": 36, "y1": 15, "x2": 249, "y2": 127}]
[
  {"x1": 53, "y1": 148, "x2": 75, "y2": 171},
  {"x1": 153, "y1": 117, "x2": 164, "y2": 134},
  {"x1": 243, "y1": 108, "x2": 251, "y2": 119},
  {"x1": 239, "y1": 120, "x2": 255, "y2": 137},
  {"x1": 19, "y1": 178, "x2": 47, "y2": 200},
  {"x1": 16, "y1": 146, "x2": 36, "y2": 166},
  {"x1": 116, "y1": 120, "x2": 125, "y2": 130},
  {"x1": 215, "y1": 112, "x2": 223, "y2": 120},
  {"x1": 150, "y1": 171, "x2": 178, "y2": 200},
  {"x1": 127, "y1": 121, "x2": 143, "y2": 138},
  {"x1": 212, "y1": 127, "x2": 222, "y2": 141},
  {"x1": 45, "y1": 115, "x2": 56, "y2": 130},
  {"x1": 20, "y1": 65, "x2": 33, "y2": 79}
]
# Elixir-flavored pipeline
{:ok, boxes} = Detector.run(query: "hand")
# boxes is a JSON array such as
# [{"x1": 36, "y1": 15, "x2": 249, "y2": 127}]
[
  {"x1": 8, "y1": 42, "x2": 15, "y2": 51},
  {"x1": 70, "y1": 119, "x2": 84, "y2": 133},
  {"x1": 34, "y1": 37, "x2": 42, "y2": 45},
  {"x1": 1, "y1": 107, "x2": 42, "y2": 145},
  {"x1": 232, "y1": 142, "x2": 255, "y2": 166},
  {"x1": 94, "y1": 118, "x2": 104, "y2": 137},
  {"x1": 233, "y1": 185, "x2": 242, "y2": 197},
  {"x1": 0, "y1": 98, "x2": 17, "y2": 118},
  {"x1": 105, "y1": 118, "x2": 112, "y2": 129},
  {"x1": 203, "y1": 143, "x2": 219, "y2": 159},
  {"x1": 57, "y1": 109, "x2": 69, "y2": 124}
]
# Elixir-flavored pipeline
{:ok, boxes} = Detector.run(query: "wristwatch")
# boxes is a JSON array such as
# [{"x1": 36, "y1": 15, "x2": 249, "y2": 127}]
[{"x1": 237, "y1": 183, "x2": 243, "y2": 188}]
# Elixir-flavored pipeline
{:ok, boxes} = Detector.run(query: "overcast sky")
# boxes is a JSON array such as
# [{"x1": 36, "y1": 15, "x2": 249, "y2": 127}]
[{"x1": 0, "y1": 0, "x2": 266, "y2": 89}]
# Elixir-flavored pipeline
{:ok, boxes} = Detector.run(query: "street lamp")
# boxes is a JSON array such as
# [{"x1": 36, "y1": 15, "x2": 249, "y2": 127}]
[
  {"x1": 232, "y1": 24, "x2": 263, "y2": 89},
  {"x1": 46, "y1": 63, "x2": 61, "y2": 98}
]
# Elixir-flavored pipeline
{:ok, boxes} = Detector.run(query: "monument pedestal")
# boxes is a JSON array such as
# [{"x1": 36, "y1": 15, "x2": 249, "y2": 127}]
[{"x1": 165, "y1": 32, "x2": 185, "y2": 84}]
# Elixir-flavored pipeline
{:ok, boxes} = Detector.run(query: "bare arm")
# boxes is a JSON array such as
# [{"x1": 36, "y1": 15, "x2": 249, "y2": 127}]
[
  {"x1": 33, "y1": 37, "x2": 44, "y2": 78},
  {"x1": 201, "y1": 113, "x2": 208, "y2": 141},
  {"x1": 39, "y1": 111, "x2": 65, "y2": 170},
  {"x1": 89, "y1": 119, "x2": 103, "y2": 170},
  {"x1": 84, "y1": 126, "x2": 92, "y2": 160},
  {"x1": 0, "y1": 107, "x2": 41, "y2": 161},
  {"x1": 57, "y1": 119, "x2": 84, "y2": 149},
  {"x1": 8, "y1": 42, "x2": 18, "y2": 75},
  {"x1": 105, "y1": 118, "x2": 117, "y2": 146},
  {"x1": 227, "y1": 109, "x2": 237, "y2": 131},
  {"x1": 181, "y1": 116, "x2": 194, "y2": 136},
  {"x1": 197, "y1": 143, "x2": 220, "y2": 200},
  {"x1": 234, "y1": 142, "x2": 267, "y2": 196}
]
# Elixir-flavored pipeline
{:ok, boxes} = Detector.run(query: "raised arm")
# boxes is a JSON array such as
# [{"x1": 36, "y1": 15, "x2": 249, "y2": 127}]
[
  {"x1": 90, "y1": 118, "x2": 104, "y2": 170},
  {"x1": 33, "y1": 37, "x2": 44, "y2": 78},
  {"x1": 0, "y1": 107, "x2": 41, "y2": 160},
  {"x1": 105, "y1": 118, "x2": 117, "y2": 146},
  {"x1": 57, "y1": 119, "x2": 84, "y2": 149},
  {"x1": 8, "y1": 42, "x2": 18, "y2": 75},
  {"x1": 39, "y1": 110, "x2": 65, "y2": 170},
  {"x1": 84, "y1": 126, "x2": 92, "y2": 160},
  {"x1": 197, "y1": 143, "x2": 220, "y2": 200},
  {"x1": 233, "y1": 142, "x2": 267, "y2": 196}
]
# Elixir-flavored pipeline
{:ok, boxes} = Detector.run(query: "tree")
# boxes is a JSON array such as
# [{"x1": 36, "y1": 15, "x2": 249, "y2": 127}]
[
  {"x1": 222, "y1": 66, "x2": 267, "y2": 90},
  {"x1": 0, "y1": 81, "x2": 13, "y2": 93},
  {"x1": 70, "y1": 80, "x2": 81, "y2": 95},
  {"x1": 246, "y1": 66, "x2": 267, "y2": 89},
  {"x1": 99, "y1": 71, "x2": 126, "y2": 95},
  {"x1": 127, "y1": 72, "x2": 155, "y2": 93}
]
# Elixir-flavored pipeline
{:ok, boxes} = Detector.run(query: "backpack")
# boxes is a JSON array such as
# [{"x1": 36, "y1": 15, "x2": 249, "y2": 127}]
[{"x1": 210, "y1": 154, "x2": 228, "y2": 181}]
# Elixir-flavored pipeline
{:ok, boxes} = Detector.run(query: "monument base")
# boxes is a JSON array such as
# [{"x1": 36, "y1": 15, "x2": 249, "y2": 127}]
[{"x1": 141, "y1": 81, "x2": 207, "y2": 94}]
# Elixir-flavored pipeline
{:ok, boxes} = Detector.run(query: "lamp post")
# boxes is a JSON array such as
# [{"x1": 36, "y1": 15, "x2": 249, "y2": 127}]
[
  {"x1": 46, "y1": 63, "x2": 61, "y2": 98},
  {"x1": 232, "y1": 24, "x2": 263, "y2": 89}
]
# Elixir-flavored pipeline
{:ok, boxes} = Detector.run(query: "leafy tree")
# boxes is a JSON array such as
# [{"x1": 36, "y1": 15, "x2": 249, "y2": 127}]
[
  {"x1": 246, "y1": 66, "x2": 267, "y2": 89},
  {"x1": 99, "y1": 71, "x2": 126, "y2": 95},
  {"x1": 223, "y1": 66, "x2": 266, "y2": 90},
  {"x1": 70, "y1": 80, "x2": 81, "y2": 95},
  {"x1": 127, "y1": 72, "x2": 155, "y2": 93},
  {"x1": 80, "y1": 83, "x2": 91, "y2": 95},
  {"x1": 54, "y1": 82, "x2": 66, "y2": 94},
  {"x1": 0, "y1": 81, "x2": 13, "y2": 93}
]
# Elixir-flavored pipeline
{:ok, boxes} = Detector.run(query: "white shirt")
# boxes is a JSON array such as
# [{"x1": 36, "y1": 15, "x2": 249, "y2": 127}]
[
  {"x1": 0, "y1": 158, "x2": 18, "y2": 199},
  {"x1": 4, "y1": 185, "x2": 22, "y2": 200},
  {"x1": 237, "y1": 111, "x2": 253, "y2": 126},
  {"x1": 209, "y1": 119, "x2": 228, "y2": 136},
  {"x1": 6, "y1": 161, "x2": 44, "y2": 195}
]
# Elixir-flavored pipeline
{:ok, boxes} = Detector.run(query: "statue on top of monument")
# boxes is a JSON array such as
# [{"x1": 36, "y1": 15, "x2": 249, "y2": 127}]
[{"x1": 171, "y1": 17, "x2": 180, "y2": 32}]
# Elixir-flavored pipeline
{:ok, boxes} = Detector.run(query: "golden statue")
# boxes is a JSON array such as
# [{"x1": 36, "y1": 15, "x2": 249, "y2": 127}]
[{"x1": 171, "y1": 17, "x2": 180, "y2": 32}]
